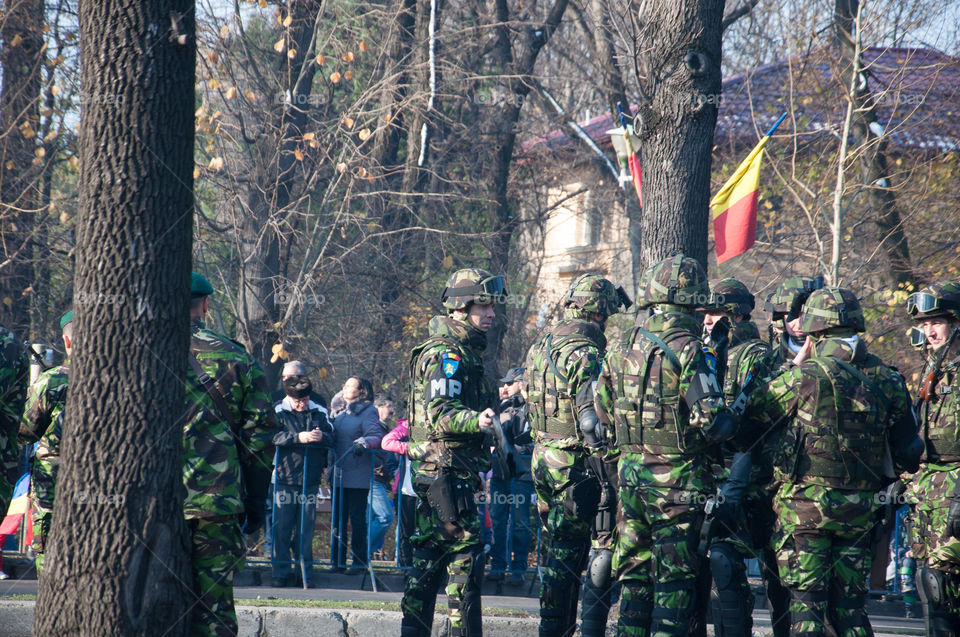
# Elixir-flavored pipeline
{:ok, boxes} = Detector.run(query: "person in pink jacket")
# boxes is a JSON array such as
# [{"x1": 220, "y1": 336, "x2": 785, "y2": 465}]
[{"x1": 382, "y1": 418, "x2": 416, "y2": 567}]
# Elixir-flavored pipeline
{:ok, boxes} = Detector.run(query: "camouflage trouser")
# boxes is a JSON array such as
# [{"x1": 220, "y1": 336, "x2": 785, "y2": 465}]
[
  {"x1": 187, "y1": 515, "x2": 244, "y2": 637},
  {"x1": 532, "y1": 443, "x2": 598, "y2": 637},
  {"x1": 30, "y1": 462, "x2": 57, "y2": 573},
  {"x1": 913, "y1": 466, "x2": 960, "y2": 574},
  {"x1": 400, "y1": 478, "x2": 484, "y2": 637},
  {"x1": 775, "y1": 519, "x2": 874, "y2": 636},
  {"x1": 614, "y1": 460, "x2": 707, "y2": 637}
]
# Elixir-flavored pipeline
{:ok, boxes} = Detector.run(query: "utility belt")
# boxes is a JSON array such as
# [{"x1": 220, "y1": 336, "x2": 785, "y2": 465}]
[{"x1": 414, "y1": 469, "x2": 477, "y2": 523}]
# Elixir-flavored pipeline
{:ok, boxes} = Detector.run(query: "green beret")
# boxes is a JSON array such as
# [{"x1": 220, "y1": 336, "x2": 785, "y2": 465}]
[
  {"x1": 60, "y1": 310, "x2": 73, "y2": 329},
  {"x1": 191, "y1": 272, "x2": 214, "y2": 297}
]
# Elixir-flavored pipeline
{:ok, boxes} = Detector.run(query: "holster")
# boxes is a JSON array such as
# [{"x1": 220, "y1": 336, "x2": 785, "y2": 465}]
[{"x1": 418, "y1": 470, "x2": 474, "y2": 523}]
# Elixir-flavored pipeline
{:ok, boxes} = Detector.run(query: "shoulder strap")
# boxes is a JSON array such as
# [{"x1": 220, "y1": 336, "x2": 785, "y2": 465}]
[
  {"x1": 828, "y1": 355, "x2": 890, "y2": 414},
  {"x1": 188, "y1": 351, "x2": 238, "y2": 436},
  {"x1": 634, "y1": 327, "x2": 682, "y2": 370}
]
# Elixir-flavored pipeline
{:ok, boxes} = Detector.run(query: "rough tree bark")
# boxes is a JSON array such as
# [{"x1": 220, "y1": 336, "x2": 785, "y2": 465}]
[
  {"x1": 34, "y1": 1, "x2": 195, "y2": 634},
  {"x1": 834, "y1": 0, "x2": 915, "y2": 286},
  {"x1": 0, "y1": 0, "x2": 44, "y2": 336},
  {"x1": 632, "y1": 0, "x2": 726, "y2": 270}
]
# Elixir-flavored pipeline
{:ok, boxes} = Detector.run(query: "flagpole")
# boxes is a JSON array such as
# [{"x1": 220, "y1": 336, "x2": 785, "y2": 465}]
[{"x1": 764, "y1": 112, "x2": 787, "y2": 138}]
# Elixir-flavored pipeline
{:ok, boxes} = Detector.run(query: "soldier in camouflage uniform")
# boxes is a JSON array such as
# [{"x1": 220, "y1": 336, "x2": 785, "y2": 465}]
[
  {"x1": 0, "y1": 323, "x2": 28, "y2": 523},
  {"x1": 400, "y1": 268, "x2": 506, "y2": 637},
  {"x1": 595, "y1": 253, "x2": 736, "y2": 636},
  {"x1": 764, "y1": 276, "x2": 823, "y2": 362},
  {"x1": 699, "y1": 278, "x2": 787, "y2": 637},
  {"x1": 19, "y1": 310, "x2": 72, "y2": 574},
  {"x1": 525, "y1": 273, "x2": 631, "y2": 637},
  {"x1": 744, "y1": 287, "x2": 923, "y2": 637},
  {"x1": 906, "y1": 281, "x2": 960, "y2": 635},
  {"x1": 184, "y1": 273, "x2": 276, "y2": 637}
]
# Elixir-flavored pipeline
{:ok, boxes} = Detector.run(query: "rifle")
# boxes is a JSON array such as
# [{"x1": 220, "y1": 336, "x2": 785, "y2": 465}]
[
  {"x1": 918, "y1": 327, "x2": 960, "y2": 404},
  {"x1": 486, "y1": 411, "x2": 517, "y2": 479},
  {"x1": 25, "y1": 343, "x2": 53, "y2": 370}
]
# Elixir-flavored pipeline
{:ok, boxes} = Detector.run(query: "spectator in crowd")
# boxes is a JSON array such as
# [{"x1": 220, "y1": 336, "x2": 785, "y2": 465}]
[
  {"x1": 369, "y1": 394, "x2": 399, "y2": 559},
  {"x1": 489, "y1": 366, "x2": 534, "y2": 586},
  {"x1": 270, "y1": 369, "x2": 334, "y2": 587},
  {"x1": 266, "y1": 360, "x2": 325, "y2": 560},
  {"x1": 381, "y1": 417, "x2": 415, "y2": 567},
  {"x1": 330, "y1": 376, "x2": 381, "y2": 572}
]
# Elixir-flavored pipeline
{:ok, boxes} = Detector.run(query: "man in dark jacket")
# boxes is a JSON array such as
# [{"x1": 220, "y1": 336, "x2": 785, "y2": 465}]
[
  {"x1": 271, "y1": 373, "x2": 334, "y2": 587},
  {"x1": 489, "y1": 366, "x2": 534, "y2": 586}
]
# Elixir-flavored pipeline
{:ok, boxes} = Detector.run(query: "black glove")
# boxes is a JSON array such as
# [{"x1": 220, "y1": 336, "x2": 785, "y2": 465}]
[
  {"x1": 704, "y1": 411, "x2": 738, "y2": 444},
  {"x1": 240, "y1": 496, "x2": 266, "y2": 535},
  {"x1": 948, "y1": 500, "x2": 960, "y2": 539},
  {"x1": 352, "y1": 437, "x2": 367, "y2": 456}
]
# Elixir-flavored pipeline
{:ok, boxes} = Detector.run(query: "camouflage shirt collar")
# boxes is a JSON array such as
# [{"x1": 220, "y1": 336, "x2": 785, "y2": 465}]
[
  {"x1": 191, "y1": 317, "x2": 206, "y2": 333},
  {"x1": 729, "y1": 320, "x2": 761, "y2": 347},
  {"x1": 815, "y1": 335, "x2": 865, "y2": 362},
  {"x1": 429, "y1": 315, "x2": 487, "y2": 352},
  {"x1": 641, "y1": 310, "x2": 701, "y2": 334}
]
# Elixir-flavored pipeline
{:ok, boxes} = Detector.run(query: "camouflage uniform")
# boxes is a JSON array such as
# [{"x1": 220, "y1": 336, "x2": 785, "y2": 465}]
[
  {"x1": 19, "y1": 362, "x2": 68, "y2": 570},
  {"x1": 595, "y1": 254, "x2": 735, "y2": 637},
  {"x1": 905, "y1": 282, "x2": 960, "y2": 635},
  {"x1": 0, "y1": 325, "x2": 28, "y2": 520},
  {"x1": 184, "y1": 274, "x2": 276, "y2": 637},
  {"x1": 401, "y1": 268, "x2": 504, "y2": 637},
  {"x1": 525, "y1": 273, "x2": 630, "y2": 637},
  {"x1": 700, "y1": 279, "x2": 785, "y2": 637},
  {"x1": 744, "y1": 287, "x2": 922, "y2": 637},
  {"x1": 764, "y1": 276, "x2": 823, "y2": 362}
]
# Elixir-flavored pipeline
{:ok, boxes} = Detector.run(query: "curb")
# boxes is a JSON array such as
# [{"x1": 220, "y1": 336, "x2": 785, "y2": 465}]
[{"x1": 0, "y1": 600, "x2": 542, "y2": 637}]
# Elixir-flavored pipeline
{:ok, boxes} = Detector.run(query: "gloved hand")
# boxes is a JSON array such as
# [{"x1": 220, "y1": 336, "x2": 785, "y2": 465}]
[
  {"x1": 948, "y1": 499, "x2": 960, "y2": 539},
  {"x1": 352, "y1": 437, "x2": 367, "y2": 455},
  {"x1": 240, "y1": 497, "x2": 266, "y2": 534},
  {"x1": 711, "y1": 495, "x2": 741, "y2": 540}
]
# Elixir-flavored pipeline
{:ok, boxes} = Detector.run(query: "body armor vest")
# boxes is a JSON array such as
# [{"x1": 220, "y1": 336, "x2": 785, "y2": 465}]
[
  {"x1": 779, "y1": 354, "x2": 890, "y2": 490},
  {"x1": 527, "y1": 320, "x2": 601, "y2": 439},
  {"x1": 408, "y1": 332, "x2": 489, "y2": 472},
  {"x1": 608, "y1": 325, "x2": 704, "y2": 455},
  {"x1": 920, "y1": 352, "x2": 960, "y2": 462}
]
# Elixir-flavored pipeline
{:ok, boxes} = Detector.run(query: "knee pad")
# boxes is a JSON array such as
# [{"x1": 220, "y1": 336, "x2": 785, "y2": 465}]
[
  {"x1": 918, "y1": 566, "x2": 947, "y2": 607},
  {"x1": 710, "y1": 541, "x2": 746, "y2": 591},
  {"x1": 587, "y1": 548, "x2": 613, "y2": 589}
]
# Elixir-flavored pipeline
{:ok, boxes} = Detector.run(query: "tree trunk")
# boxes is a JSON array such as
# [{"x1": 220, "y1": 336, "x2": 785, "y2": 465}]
[
  {"x1": 834, "y1": 0, "x2": 915, "y2": 286},
  {"x1": 485, "y1": 0, "x2": 569, "y2": 373},
  {"x1": 0, "y1": 0, "x2": 44, "y2": 337},
  {"x1": 633, "y1": 0, "x2": 726, "y2": 270},
  {"x1": 34, "y1": 1, "x2": 195, "y2": 634},
  {"x1": 238, "y1": 0, "x2": 321, "y2": 391}
]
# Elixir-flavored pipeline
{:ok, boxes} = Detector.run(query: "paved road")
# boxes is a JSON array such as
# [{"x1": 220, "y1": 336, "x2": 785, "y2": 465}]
[{"x1": 2, "y1": 577, "x2": 924, "y2": 635}]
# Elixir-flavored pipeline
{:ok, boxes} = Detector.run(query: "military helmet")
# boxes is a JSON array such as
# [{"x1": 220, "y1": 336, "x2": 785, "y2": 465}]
[
  {"x1": 441, "y1": 268, "x2": 507, "y2": 310},
  {"x1": 799, "y1": 287, "x2": 865, "y2": 334},
  {"x1": 764, "y1": 276, "x2": 824, "y2": 321},
  {"x1": 637, "y1": 252, "x2": 708, "y2": 309},
  {"x1": 906, "y1": 281, "x2": 960, "y2": 322},
  {"x1": 565, "y1": 273, "x2": 632, "y2": 316},
  {"x1": 703, "y1": 278, "x2": 754, "y2": 317}
]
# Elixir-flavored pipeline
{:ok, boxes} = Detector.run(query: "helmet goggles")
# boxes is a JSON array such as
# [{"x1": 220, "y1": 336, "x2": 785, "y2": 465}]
[
  {"x1": 907, "y1": 292, "x2": 942, "y2": 316},
  {"x1": 442, "y1": 275, "x2": 507, "y2": 305}
]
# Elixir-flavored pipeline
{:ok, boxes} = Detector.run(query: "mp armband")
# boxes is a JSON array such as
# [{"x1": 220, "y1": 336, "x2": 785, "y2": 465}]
[{"x1": 685, "y1": 367, "x2": 723, "y2": 410}]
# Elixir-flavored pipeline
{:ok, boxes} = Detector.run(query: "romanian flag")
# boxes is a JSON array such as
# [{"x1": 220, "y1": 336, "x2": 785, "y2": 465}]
[
  {"x1": 710, "y1": 136, "x2": 767, "y2": 264},
  {"x1": 0, "y1": 473, "x2": 30, "y2": 536}
]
